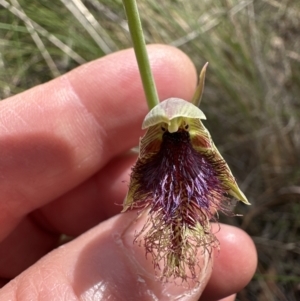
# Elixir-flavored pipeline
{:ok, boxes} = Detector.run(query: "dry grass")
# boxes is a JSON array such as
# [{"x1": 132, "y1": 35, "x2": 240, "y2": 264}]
[{"x1": 0, "y1": 0, "x2": 300, "y2": 299}]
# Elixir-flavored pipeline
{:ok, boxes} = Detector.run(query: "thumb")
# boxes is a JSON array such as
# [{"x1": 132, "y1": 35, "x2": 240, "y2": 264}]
[{"x1": 0, "y1": 212, "x2": 212, "y2": 300}]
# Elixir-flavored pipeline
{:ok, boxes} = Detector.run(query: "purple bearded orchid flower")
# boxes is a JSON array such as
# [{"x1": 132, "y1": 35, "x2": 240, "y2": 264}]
[{"x1": 122, "y1": 68, "x2": 250, "y2": 283}]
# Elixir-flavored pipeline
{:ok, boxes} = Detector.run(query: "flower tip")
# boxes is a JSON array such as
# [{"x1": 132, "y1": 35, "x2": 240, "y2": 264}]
[
  {"x1": 238, "y1": 194, "x2": 251, "y2": 205},
  {"x1": 228, "y1": 183, "x2": 251, "y2": 205},
  {"x1": 122, "y1": 190, "x2": 135, "y2": 213},
  {"x1": 191, "y1": 62, "x2": 209, "y2": 107},
  {"x1": 242, "y1": 197, "x2": 251, "y2": 205},
  {"x1": 202, "y1": 61, "x2": 209, "y2": 72}
]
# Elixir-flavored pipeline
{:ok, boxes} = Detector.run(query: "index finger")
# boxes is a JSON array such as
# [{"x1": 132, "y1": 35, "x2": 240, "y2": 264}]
[{"x1": 0, "y1": 45, "x2": 197, "y2": 240}]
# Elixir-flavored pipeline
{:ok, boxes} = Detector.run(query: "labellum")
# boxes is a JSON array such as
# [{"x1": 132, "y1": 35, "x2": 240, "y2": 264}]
[{"x1": 122, "y1": 64, "x2": 250, "y2": 283}]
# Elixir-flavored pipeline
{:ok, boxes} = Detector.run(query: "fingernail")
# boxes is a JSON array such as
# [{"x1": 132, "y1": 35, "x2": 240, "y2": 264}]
[{"x1": 120, "y1": 212, "x2": 213, "y2": 301}]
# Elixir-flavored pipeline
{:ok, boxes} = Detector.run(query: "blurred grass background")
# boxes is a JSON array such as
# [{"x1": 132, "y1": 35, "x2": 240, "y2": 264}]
[{"x1": 0, "y1": 0, "x2": 300, "y2": 299}]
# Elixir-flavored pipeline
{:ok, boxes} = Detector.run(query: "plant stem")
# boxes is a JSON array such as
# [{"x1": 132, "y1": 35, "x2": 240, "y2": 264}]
[{"x1": 123, "y1": 0, "x2": 159, "y2": 110}]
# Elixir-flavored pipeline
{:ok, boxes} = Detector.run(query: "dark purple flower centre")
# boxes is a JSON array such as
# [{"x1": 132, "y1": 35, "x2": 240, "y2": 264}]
[{"x1": 131, "y1": 129, "x2": 225, "y2": 223}]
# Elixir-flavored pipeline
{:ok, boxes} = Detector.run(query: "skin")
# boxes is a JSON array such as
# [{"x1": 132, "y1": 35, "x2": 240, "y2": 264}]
[{"x1": 0, "y1": 45, "x2": 257, "y2": 300}]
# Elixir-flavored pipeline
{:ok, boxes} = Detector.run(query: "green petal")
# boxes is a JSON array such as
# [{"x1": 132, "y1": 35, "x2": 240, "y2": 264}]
[
  {"x1": 189, "y1": 118, "x2": 250, "y2": 205},
  {"x1": 123, "y1": 124, "x2": 163, "y2": 212},
  {"x1": 122, "y1": 184, "x2": 135, "y2": 212},
  {"x1": 139, "y1": 124, "x2": 163, "y2": 158}
]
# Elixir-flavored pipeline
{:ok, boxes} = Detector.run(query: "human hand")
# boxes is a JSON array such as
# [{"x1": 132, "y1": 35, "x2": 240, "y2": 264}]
[{"x1": 0, "y1": 45, "x2": 257, "y2": 300}]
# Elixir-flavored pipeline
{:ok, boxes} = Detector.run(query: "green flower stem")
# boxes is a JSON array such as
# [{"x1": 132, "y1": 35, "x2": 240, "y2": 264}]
[{"x1": 123, "y1": 0, "x2": 159, "y2": 110}]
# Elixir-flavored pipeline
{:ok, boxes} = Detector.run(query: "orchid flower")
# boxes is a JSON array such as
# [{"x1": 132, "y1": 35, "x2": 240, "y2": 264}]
[{"x1": 122, "y1": 64, "x2": 250, "y2": 282}]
